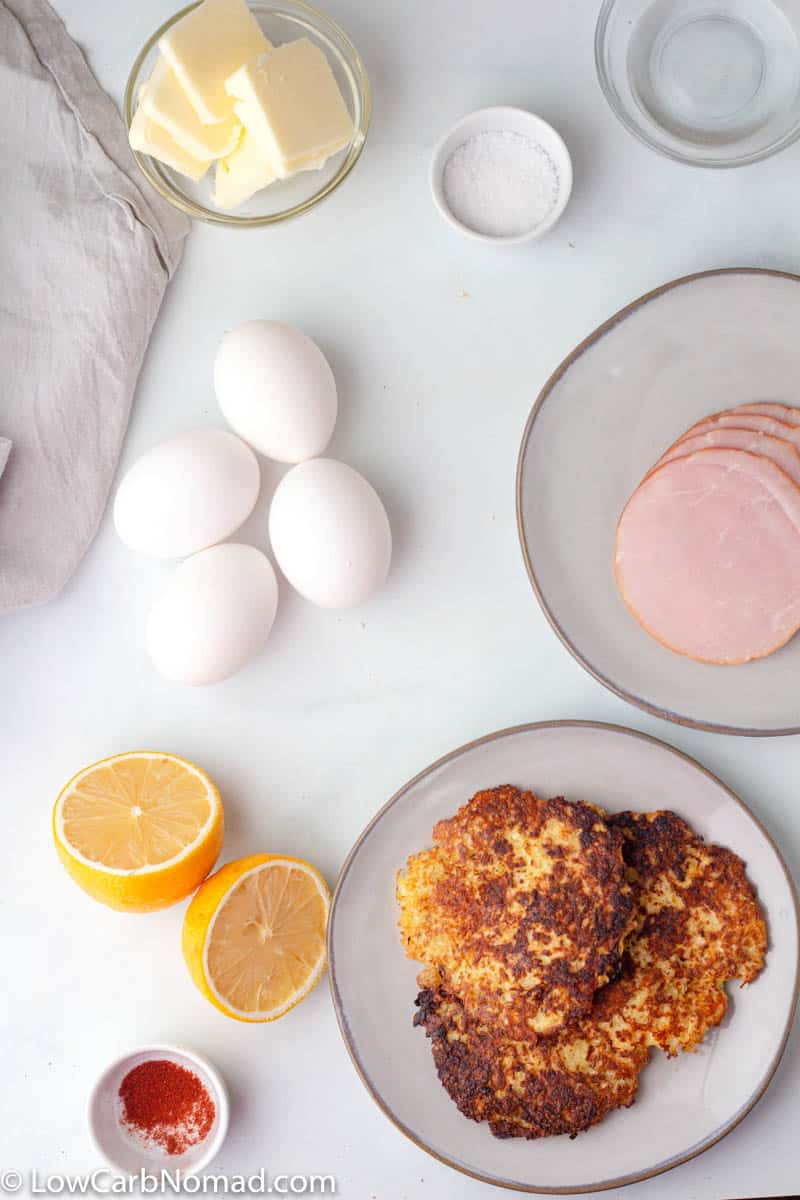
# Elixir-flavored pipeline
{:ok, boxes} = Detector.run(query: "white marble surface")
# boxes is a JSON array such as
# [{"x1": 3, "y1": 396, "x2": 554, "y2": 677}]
[{"x1": 2, "y1": 1, "x2": 799, "y2": 1197}]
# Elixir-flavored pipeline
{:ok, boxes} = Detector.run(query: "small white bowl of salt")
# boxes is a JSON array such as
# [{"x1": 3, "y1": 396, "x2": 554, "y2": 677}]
[{"x1": 431, "y1": 107, "x2": 572, "y2": 244}]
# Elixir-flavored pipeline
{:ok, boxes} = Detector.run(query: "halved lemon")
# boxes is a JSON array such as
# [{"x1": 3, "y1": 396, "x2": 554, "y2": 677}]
[
  {"x1": 53, "y1": 752, "x2": 223, "y2": 912},
  {"x1": 182, "y1": 854, "x2": 330, "y2": 1022}
]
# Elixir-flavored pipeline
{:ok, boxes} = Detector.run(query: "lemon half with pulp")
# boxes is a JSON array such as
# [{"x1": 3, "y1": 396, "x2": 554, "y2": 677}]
[
  {"x1": 183, "y1": 854, "x2": 330, "y2": 1022},
  {"x1": 53, "y1": 751, "x2": 223, "y2": 912}
]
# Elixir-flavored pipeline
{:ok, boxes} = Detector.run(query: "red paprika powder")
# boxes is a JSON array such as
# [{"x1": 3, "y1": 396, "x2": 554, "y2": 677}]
[{"x1": 118, "y1": 1059, "x2": 215, "y2": 1156}]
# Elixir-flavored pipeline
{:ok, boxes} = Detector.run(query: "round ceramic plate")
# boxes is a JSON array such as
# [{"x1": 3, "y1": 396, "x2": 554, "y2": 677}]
[
  {"x1": 517, "y1": 268, "x2": 800, "y2": 735},
  {"x1": 328, "y1": 722, "x2": 798, "y2": 1194}
]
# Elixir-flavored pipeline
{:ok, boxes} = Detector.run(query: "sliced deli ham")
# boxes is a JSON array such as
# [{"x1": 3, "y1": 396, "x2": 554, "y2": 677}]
[
  {"x1": 653, "y1": 428, "x2": 800, "y2": 485},
  {"x1": 729, "y1": 402, "x2": 800, "y2": 426},
  {"x1": 615, "y1": 449, "x2": 800, "y2": 664},
  {"x1": 678, "y1": 411, "x2": 800, "y2": 447}
]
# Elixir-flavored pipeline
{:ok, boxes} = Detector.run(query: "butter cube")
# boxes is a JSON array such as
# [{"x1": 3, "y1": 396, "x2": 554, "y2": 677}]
[
  {"x1": 140, "y1": 56, "x2": 241, "y2": 160},
  {"x1": 129, "y1": 104, "x2": 210, "y2": 181},
  {"x1": 226, "y1": 39, "x2": 353, "y2": 178},
  {"x1": 213, "y1": 130, "x2": 276, "y2": 209},
  {"x1": 159, "y1": 0, "x2": 270, "y2": 125}
]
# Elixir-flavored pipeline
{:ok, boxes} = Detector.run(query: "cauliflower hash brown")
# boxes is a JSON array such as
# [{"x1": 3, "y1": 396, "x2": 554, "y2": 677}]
[
  {"x1": 609, "y1": 810, "x2": 766, "y2": 1055},
  {"x1": 406, "y1": 801, "x2": 767, "y2": 1140},
  {"x1": 397, "y1": 786, "x2": 638, "y2": 1036},
  {"x1": 414, "y1": 966, "x2": 649, "y2": 1140}
]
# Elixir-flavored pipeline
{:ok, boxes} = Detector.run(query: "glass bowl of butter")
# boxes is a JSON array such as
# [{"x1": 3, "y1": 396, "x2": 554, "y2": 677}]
[{"x1": 124, "y1": 0, "x2": 370, "y2": 225}]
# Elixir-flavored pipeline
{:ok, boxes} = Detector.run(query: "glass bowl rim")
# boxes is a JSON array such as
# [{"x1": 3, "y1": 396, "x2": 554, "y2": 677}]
[
  {"x1": 123, "y1": 0, "x2": 372, "y2": 225},
  {"x1": 594, "y1": 0, "x2": 800, "y2": 169}
]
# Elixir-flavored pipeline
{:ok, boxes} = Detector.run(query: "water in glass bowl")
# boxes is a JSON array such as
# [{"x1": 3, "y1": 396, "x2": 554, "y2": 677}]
[{"x1": 628, "y1": 0, "x2": 800, "y2": 147}]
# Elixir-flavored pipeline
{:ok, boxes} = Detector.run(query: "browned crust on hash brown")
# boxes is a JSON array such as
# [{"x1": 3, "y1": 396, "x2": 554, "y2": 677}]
[
  {"x1": 607, "y1": 810, "x2": 767, "y2": 1055},
  {"x1": 414, "y1": 965, "x2": 650, "y2": 1139},
  {"x1": 411, "y1": 808, "x2": 767, "y2": 1140},
  {"x1": 397, "y1": 786, "x2": 638, "y2": 1037}
]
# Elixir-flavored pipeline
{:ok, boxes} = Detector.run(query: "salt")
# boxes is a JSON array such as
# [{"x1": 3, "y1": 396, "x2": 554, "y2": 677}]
[{"x1": 442, "y1": 130, "x2": 560, "y2": 238}]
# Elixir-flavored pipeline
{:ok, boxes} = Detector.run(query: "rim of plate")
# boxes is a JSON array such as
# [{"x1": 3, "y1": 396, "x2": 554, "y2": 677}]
[
  {"x1": 327, "y1": 719, "x2": 800, "y2": 1194},
  {"x1": 516, "y1": 267, "x2": 800, "y2": 738},
  {"x1": 123, "y1": 0, "x2": 371, "y2": 227}
]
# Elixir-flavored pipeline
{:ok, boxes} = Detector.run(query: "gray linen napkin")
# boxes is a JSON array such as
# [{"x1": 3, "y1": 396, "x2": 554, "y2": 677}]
[{"x1": 0, "y1": 0, "x2": 190, "y2": 612}]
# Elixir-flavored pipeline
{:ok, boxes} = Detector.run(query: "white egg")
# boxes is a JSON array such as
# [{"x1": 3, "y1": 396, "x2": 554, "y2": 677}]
[
  {"x1": 269, "y1": 458, "x2": 391, "y2": 608},
  {"x1": 146, "y1": 544, "x2": 278, "y2": 685},
  {"x1": 114, "y1": 429, "x2": 260, "y2": 558},
  {"x1": 214, "y1": 320, "x2": 337, "y2": 463}
]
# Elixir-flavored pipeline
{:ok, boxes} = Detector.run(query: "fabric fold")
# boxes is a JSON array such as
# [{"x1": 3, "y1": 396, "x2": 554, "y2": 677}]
[{"x1": 0, "y1": 0, "x2": 190, "y2": 613}]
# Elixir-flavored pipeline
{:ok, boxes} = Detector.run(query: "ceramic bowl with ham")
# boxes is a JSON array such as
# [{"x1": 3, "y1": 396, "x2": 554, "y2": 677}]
[
  {"x1": 616, "y1": 401, "x2": 800, "y2": 666},
  {"x1": 516, "y1": 267, "x2": 800, "y2": 735}
]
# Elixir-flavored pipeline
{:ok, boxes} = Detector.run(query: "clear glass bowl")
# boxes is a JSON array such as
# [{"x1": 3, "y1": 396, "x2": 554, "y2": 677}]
[
  {"x1": 124, "y1": 0, "x2": 371, "y2": 225},
  {"x1": 595, "y1": 0, "x2": 800, "y2": 167}
]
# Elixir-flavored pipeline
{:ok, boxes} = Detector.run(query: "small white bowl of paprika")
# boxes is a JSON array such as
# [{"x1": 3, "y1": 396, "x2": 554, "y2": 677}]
[{"x1": 88, "y1": 1045, "x2": 229, "y2": 1174}]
